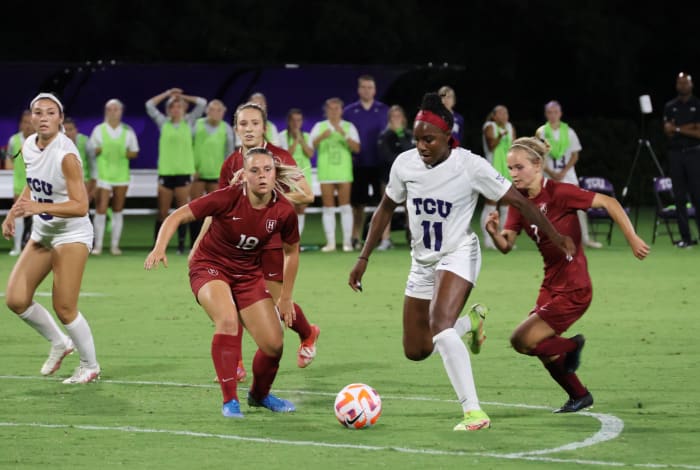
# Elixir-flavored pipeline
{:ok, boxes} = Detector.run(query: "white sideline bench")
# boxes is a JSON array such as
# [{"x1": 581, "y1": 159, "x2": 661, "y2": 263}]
[{"x1": 0, "y1": 169, "x2": 400, "y2": 216}]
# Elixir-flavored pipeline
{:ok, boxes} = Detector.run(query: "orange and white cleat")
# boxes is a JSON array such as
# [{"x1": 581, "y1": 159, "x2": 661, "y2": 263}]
[{"x1": 297, "y1": 324, "x2": 320, "y2": 368}]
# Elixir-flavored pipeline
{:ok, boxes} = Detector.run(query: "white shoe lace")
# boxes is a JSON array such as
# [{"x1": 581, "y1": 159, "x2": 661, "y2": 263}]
[{"x1": 62, "y1": 365, "x2": 100, "y2": 384}]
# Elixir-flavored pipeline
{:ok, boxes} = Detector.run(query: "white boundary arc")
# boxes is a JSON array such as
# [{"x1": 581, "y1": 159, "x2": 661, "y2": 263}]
[{"x1": 2, "y1": 375, "x2": 689, "y2": 469}]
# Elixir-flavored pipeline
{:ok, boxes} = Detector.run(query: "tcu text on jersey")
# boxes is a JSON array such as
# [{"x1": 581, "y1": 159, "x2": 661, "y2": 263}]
[
  {"x1": 27, "y1": 177, "x2": 53, "y2": 195},
  {"x1": 411, "y1": 197, "x2": 453, "y2": 218}
]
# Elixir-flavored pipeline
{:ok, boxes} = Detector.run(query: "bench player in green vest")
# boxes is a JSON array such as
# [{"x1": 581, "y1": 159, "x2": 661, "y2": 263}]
[
  {"x1": 89, "y1": 99, "x2": 140, "y2": 255},
  {"x1": 63, "y1": 117, "x2": 95, "y2": 206},
  {"x1": 146, "y1": 88, "x2": 206, "y2": 254},
  {"x1": 278, "y1": 108, "x2": 314, "y2": 237},
  {"x1": 5, "y1": 110, "x2": 34, "y2": 256},
  {"x1": 310, "y1": 98, "x2": 360, "y2": 252},
  {"x1": 190, "y1": 99, "x2": 234, "y2": 243}
]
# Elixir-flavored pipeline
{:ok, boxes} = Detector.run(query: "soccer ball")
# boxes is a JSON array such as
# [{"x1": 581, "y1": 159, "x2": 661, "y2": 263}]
[{"x1": 334, "y1": 383, "x2": 382, "y2": 429}]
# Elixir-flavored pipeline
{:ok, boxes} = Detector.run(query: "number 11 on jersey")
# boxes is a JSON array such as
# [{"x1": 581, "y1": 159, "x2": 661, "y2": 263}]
[{"x1": 421, "y1": 220, "x2": 443, "y2": 251}]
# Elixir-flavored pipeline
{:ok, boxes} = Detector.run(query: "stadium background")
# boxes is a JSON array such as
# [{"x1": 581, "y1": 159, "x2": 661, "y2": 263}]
[{"x1": 1, "y1": 0, "x2": 699, "y2": 203}]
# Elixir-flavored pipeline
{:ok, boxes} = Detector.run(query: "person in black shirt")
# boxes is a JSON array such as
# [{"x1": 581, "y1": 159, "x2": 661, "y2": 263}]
[{"x1": 663, "y1": 72, "x2": 700, "y2": 247}]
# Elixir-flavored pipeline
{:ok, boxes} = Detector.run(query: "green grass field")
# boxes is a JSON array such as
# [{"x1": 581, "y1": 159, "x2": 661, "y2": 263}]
[{"x1": 1, "y1": 209, "x2": 698, "y2": 469}]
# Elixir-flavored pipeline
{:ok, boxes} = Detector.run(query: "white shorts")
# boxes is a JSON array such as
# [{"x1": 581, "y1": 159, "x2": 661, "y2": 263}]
[
  {"x1": 97, "y1": 180, "x2": 130, "y2": 190},
  {"x1": 31, "y1": 230, "x2": 93, "y2": 251},
  {"x1": 404, "y1": 241, "x2": 482, "y2": 300}
]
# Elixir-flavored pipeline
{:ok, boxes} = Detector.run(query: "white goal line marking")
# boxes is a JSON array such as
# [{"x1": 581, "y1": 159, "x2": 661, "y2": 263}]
[{"x1": 0, "y1": 291, "x2": 108, "y2": 297}]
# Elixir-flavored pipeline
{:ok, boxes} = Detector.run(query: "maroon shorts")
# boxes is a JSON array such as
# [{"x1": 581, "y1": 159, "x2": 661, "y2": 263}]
[
  {"x1": 260, "y1": 248, "x2": 284, "y2": 282},
  {"x1": 189, "y1": 264, "x2": 271, "y2": 311},
  {"x1": 529, "y1": 286, "x2": 592, "y2": 335}
]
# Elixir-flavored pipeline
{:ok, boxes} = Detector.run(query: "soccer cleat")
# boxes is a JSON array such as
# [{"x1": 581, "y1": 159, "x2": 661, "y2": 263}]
[
  {"x1": 297, "y1": 324, "x2": 321, "y2": 368},
  {"x1": 321, "y1": 244, "x2": 336, "y2": 253},
  {"x1": 553, "y1": 392, "x2": 594, "y2": 413},
  {"x1": 90, "y1": 248, "x2": 102, "y2": 256},
  {"x1": 247, "y1": 392, "x2": 296, "y2": 412},
  {"x1": 236, "y1": 359, "x2": 247, "y2": 382},
  {"x1": 110, "y1": 246, "x2": 122, "y2": 256},
  {"x1": 222, "y1": 399, "x2": 244, "y2": 418},
  {"x1": 466, "y1": 303, "x2": 488, "y2": 354},
  {"x1": 342, "y1": 244, "x2": 354, "y2": 252},
  {"x1": 62, "y1": 364, "x2": 101, "y2": 384},
  {"x1": 40, "y1": 339, "x2": 75, "y2": 376},
  {"x1": 453, "y1": 409, "x2": 491, "y2": 431},
  {"x1": 584, "y1": 240, "x2": 603, "y2": 249},
  {"x1": 564, "y1": 334, "x2": 585, "y2": 373},
  {"x1": 9, "y1": 248, "x2": 20, "y2": 256}
]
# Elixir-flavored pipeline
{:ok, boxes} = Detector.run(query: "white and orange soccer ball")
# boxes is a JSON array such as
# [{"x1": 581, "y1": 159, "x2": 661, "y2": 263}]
[{"x1": 334, "y1": 383, "x2": 382, "y2": 429}]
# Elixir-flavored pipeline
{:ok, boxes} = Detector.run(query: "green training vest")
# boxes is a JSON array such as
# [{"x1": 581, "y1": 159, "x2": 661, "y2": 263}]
[
  {"x1": 75, "y1": 133, "x2": 90, "y2": 181},
  {"x1": 315, "y1": 121, "x2": 353, "y2": 183},
  {"x1": 9, "y1": 133, "x2": 26, "y2": 194},
  {"x1": 543, "y1": 122, "x2": 570, "y2": 160},
  {"x1": 158, "y1": 120, "x2": 195, "y2": 175},
  {"x1": 98, "y1": 124, "x2": 131, "y2": 184},
  {"x1": 193, "y1": 118, "x2": 227, "y2": 179},
  {"x1": 281, "y1": 130, "x2": 312, "y2": 183},
  {"x1": 492, "y1": 123, "x2": 512, "y2": 181}
]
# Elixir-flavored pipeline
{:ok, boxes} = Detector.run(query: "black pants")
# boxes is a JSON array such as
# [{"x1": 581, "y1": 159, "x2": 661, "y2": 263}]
[{"x1": 669, "y1": 148, "x2": 700, "y2": 242}]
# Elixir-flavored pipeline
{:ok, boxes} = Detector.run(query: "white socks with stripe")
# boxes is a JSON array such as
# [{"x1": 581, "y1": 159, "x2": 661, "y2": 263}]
[{"x1": 433, "y1": 328, "x2": 481, "y2": 412}]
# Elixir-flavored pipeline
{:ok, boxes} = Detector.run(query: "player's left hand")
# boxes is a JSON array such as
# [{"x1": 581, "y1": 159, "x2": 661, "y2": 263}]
[
  {"x1": 277, "y1": 298, "x2": 295, "y2": 327},
  {"x1": 144, "y1": 249, "x2": 168, "y2": 270},
  {"x1": 630, "y1": 235, "x2": 650, "y2": 260},
  {"x1": 555, "y1": 234, "x2": 577, "y2": 260},
  {"x1": 348, "y1": 259, "x2": 367, "y2": 292}
]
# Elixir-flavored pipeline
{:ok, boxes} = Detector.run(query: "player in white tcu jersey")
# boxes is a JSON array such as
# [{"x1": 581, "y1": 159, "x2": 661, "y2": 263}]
[
  {"x1": 1, "y1": 93, "x2": 100, "y2": 384},
  {"x1": 349, "y1": 93, "x2": 575, "y2": 431}
]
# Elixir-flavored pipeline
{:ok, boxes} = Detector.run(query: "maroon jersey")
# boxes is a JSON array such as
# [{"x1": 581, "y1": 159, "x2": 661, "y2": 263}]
[
  {"x1": 505, "y1": 179, "x2": 595, "y2": 292},
  {"x1": 217, "y1": 142, "x2": 298, "y2": 250},
  {"x1": 188, "y1": 184, "x2": 299, "y2": 275}
]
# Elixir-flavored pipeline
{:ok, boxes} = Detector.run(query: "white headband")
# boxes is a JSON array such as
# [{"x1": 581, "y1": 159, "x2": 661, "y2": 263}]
[{"x1": 30, "y1": 93, "x2": 64, "y2": 113}]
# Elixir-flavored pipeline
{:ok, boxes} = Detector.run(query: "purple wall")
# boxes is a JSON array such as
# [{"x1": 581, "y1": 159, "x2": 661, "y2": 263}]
[{"x1": 0, "y1": 63, "x2": 409, "y2": 168}]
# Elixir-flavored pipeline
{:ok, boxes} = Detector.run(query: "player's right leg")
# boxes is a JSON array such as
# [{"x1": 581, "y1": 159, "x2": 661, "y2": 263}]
[
  {"x1": 240, "y1": 298, "x2": 295, "y2": 413},
  {"x1": 197, "y1": 279, "x2": 244, "y2": 418},
  {"x1": 5, "y1": 240, "x2": 73, "y2": 375}
]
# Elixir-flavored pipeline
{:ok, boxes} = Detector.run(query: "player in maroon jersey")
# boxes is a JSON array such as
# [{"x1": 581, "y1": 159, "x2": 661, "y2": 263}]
[
  {"x1": 145, "y1": 147, "x2": 303, "y2": 418},
  {"x1": 486, "y1": 136, "x2": 649, "y2": 413},
  {"x1": 197, "y1": 101, "x2": 319, "y2": 380}
]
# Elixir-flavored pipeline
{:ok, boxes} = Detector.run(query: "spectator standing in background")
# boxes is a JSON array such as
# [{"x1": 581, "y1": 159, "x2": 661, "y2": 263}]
[
  {"x1": 311, "y1": 97, "x2": 360, "y2": 252},
  {"x1": 89, "y1": 99, "x2": 140, "y2": 255},
  {"x1": 63, "y1": 117, "x2": 95, "y2": 206},
  {"x1": 344, "y1": 75, "x2": 388, "y2": 250},
  {"x1": 536, "y1": 101, "x2": 602, "y2": 249},
  {"x1": 480, "y1": 105, "x2": 515, "y2": 250},
  {"x1": 247, "y1": 92, "x2": 279, "y2": 144},
  {"x1": 190, "y1": 99, "x2": 234, "y2": 244},
  {"x1": 376, "y1": 105, "x2": 413, "y2": 250},
  {"x1": 5, "y1": 110, "x2": 34, "y2": 256},
  {"x1": 278, "y1": 108, "x2": 314, "y2": 237},
  {"x1": 146, "y1": 88, "x2": 205, "y2": 254},
  {"x1": 663, "y1": 72, "x2": 700, "y2": 248},
  {"x1": 439, "y1": 86, "x2": 465, "y2": 145}
]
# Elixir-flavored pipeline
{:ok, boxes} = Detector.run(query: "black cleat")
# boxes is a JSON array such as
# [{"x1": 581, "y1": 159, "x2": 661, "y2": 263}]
[
  {"x1": 564, "y1": 334, "x2": 585, "y2": 373},
  {"x1": 553, "y1": 392, "x2": 594, "y2": 413}
]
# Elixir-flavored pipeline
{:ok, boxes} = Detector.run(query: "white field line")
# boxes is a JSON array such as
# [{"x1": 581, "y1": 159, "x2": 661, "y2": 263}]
[{"x1": 0, "y1": 291, "x2": 108, "y2": 297}]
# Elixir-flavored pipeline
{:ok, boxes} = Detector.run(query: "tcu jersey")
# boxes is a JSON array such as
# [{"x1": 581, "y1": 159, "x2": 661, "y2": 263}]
[
  {"x1": 385, "y1": 147, "x2": 511, "y2": 265},
  {"x1": 189, "y1": 184, "x2": 299, "y2": 275},
  {"x1": 22, "y1": 132, "x2": 92, "y2": 239}
]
